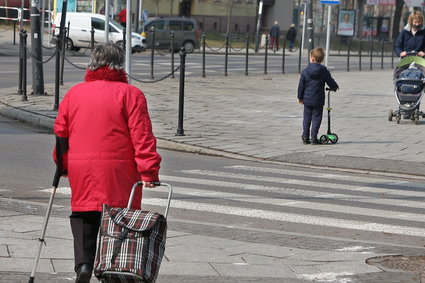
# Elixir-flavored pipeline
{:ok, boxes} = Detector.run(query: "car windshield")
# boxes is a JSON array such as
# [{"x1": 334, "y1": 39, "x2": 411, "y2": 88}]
[{"x1": 109, "y1": 18, "x2": 124, "y2": 30}]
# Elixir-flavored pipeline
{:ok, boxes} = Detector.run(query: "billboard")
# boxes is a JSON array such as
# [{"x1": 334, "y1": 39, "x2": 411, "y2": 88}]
[{"x1": 337, "y1": 9, "x2": 356, "y2": 37}]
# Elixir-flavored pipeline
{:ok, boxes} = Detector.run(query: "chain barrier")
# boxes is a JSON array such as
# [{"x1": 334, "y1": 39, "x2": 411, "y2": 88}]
[
  {"x1": 24, "y1": 46, "x2": 57, "y2": 64},
  {"x1": 155, "y1": 49, "x2": 170, "y2": 56},
  {"x1": 229, "y1": 40, "x2": 247, "y2": 52},
  {"x1": 64, "y1": 55, "x2": 87, "y2": 70},
  {"x1": 42, "y1": 44, "x2": 56, "y2": 50},
  {"x1": 128, "y1": 66, "x2": 180, "y2": 83},
  {"x1": 205, "y1": 41, "x2": 226, "y2": 52}
]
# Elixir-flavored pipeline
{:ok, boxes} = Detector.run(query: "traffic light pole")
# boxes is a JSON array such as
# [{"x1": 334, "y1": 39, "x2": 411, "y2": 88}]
[
  {"x1": 30, "y1": 0, "x2": 45, "y2": 95},
  {"x1": 306, "y1": 0, "x2": 314, "y2": 56}
]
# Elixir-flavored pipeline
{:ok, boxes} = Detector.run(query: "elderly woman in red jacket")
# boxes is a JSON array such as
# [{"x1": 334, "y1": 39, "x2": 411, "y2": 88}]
[{"x1": 53, "y1": 43, "x2": 161, "y2": 283}]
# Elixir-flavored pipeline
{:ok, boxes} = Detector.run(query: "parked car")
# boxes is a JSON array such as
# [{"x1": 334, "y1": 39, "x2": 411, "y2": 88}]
[
  {"x1": 139, "y1": 17, "x2": 200, "y2": 53},
  {"x1": 53, "y1": 12, "x2": 146, "y2": 53}
]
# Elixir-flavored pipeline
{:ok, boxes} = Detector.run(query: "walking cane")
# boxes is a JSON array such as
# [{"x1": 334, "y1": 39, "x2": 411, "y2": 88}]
[{"x1": 28, "y1": 136, "x2": 68, "y2": 283}]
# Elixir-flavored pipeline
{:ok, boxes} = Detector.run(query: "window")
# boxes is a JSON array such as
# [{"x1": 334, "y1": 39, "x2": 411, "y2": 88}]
[
  {"x1": 169, "y1": 21, "x2": 181, "y2": 31},
  {"x1": 183, "y1": 21, "x2": 194, "y2": 31},
  {"x1": 91, "y1": 18, "x2": 105, "y2": 30},
  {"x1": 147, "y1": 20, "x2": 165, "y2": 31}
]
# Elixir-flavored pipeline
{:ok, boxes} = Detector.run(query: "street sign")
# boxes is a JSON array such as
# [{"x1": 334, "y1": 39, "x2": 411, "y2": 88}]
[{"x1": 320, "y1": 0, "x2": 340, "y2": 4}]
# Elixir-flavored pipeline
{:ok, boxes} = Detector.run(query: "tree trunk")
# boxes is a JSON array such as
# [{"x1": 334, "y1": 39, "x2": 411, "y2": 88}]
[
  {"x1": 226, "y1": 0, "x2": 234, "y2": 35},
  {"x1": 392, "y1": 0, "x2": 404, "y2": 41}
]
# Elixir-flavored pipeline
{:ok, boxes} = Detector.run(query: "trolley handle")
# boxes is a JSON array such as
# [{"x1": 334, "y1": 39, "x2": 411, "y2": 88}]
[{"x1": 127, "y1": 181, "x2": 173, "y2": 218}]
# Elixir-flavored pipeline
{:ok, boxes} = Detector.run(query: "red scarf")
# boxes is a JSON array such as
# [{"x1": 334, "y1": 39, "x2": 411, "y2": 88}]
[{"x1": 84, "y1": 66, "x2": 128, "y2": 83}]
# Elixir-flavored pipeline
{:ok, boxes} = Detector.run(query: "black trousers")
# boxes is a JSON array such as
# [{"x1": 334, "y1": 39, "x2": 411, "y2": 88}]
[
  {"x1": 69, "y1": 211, "x2": 101, "y2": 271},
  {"x1": 302, "y1": 105, "x2": 323, "y2": 140}
]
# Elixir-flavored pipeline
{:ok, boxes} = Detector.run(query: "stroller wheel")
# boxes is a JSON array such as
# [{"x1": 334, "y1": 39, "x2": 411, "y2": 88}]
[{"x1": 388, "y1": 109, "x2": 393, "y2": 121}]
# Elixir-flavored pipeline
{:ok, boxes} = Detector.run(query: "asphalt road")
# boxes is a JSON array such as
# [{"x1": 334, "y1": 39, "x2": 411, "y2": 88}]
[{"x1": 2, "y1": 114, "x2": 425, "y2": 252}]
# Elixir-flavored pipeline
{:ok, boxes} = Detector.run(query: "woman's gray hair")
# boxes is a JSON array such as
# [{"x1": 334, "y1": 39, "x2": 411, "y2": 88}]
[{"x1": 88, "y1": 43, "x2": 125, "y2": 70}]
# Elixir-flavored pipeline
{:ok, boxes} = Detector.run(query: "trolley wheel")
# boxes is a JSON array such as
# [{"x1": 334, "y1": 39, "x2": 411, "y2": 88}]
[
  {"x1": 388, "y1": 109, "x2": 393, "y2": 121},
  {"x1": 329, "y1": 133, "x2": 339, "y2": 144},
  {"x1": 319, "y1": 135, "x2": 329, "y2": 144}
]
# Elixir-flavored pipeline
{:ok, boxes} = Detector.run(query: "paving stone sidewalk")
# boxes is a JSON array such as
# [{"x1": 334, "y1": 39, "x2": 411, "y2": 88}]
[
  {"x1": 1, "y1": 68, "x2": 425, "y2": 177},
  {"x1": 1, "y1": 27, "x2": 425, "y2": 282}
]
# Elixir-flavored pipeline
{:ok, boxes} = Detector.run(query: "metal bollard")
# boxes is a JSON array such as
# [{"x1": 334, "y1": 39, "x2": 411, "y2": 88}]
[
  {"x1": 264, "y1": 34, "x2": 268, "y2": 74},
  {"x1": 298, "y1": 38, "x2": 302, "y2": 74},
  {"x1": 171, "y1": 31, "x2": 175, "y2": 79},
  {"x1": 122, "y1": 28, "x2": 126, "y2": 51},
  {"x1": 369, "y1": 37, "x2": 373, "y2": 70},
  {"x1": 18, "y1": 29, "x2": 23, "y2": 95},
  {"x1": 91, "y1": 27, "x2": 95, "y2": 51},
  {"x1": 245, "y1": 34, "x2": 249, "y2": 76},
  {"x1": 391, "y1": 41, "x2": 394, "y2": 69},
  {"x1": 282, "y1": 37, "x2": 286, "y2": 74},
  {"x1": 224, "y1": 33, "x2": 229, "y2": 76},
  {"x1": 347, "y1": 38, "x2": 350, "y2": 72},
  {"x1": 202, "y1": 32, "x2": 206, "y2": 78},
  {"x1": 53, "y1": 34, "x2": 61, "y2": 111},
  {"x1": 150, "y1": 27, "x2": 155, "y2": 79},
  {"x1": 60, "y1": 26, "x2": 67, "y2": 85},
  {"x1": 176, "y1": 47, "x2": 186, "y2": 136},
  {"x1": 381, "y1": 40, "x2": 384, "y2": 69},
  {"x1": 13, "y1": 21, "x2": 16, "y2": 45},
  {"x1": 22, "y1": 30, "x2": 28, "y2": 101},
  {"x1": 359, "y1": 37, "x2": 362, "y2": 71}
]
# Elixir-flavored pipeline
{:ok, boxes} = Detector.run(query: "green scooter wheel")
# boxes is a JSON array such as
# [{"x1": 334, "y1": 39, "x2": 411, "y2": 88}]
[
  {"x1": 319, "y1": 135, "x2": 329, "y2": 144},
  {"x1": 328, "y1": 133, "x2": 338, "y2": 144}
]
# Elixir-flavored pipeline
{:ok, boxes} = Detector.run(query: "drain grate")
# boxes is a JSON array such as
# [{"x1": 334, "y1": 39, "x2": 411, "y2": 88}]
[{"x1": 366, "y1": 255, "x2": 425, "y2": 273}]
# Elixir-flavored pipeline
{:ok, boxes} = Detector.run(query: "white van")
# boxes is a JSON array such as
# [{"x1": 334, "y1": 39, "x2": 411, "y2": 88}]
[{"x1": 53, "y1": 12, "x2": 146, "y2": 53}]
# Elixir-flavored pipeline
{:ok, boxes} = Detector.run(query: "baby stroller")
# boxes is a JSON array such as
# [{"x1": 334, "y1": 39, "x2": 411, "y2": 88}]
[{"x1": 389, "y1": 54, "x2": 425, "y2": 124}]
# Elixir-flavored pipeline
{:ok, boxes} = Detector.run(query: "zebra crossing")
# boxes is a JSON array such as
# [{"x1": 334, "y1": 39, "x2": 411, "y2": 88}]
[{"x1": 42, "y1": 163, "x2": 425, "y2": 238}]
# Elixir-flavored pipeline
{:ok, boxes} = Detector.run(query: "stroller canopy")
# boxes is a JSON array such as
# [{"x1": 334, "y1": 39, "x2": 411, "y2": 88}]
[{"x1": 397, "y1": 56, "x2": 425, "y2": 68}]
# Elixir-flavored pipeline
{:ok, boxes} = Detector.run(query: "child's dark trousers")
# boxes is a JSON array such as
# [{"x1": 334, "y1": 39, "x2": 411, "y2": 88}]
[{"x1": 303, "y1": 105, "x2": 323, "y2": 139}]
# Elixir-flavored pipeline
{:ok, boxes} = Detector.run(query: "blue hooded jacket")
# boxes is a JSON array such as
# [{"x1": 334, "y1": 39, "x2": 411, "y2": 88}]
[
  {"x1": 394, "y1": 24, "x2": 425, "y2": 57},
  {"x1": 298, "y1": 63, "x2": 339, "y2": 108}
]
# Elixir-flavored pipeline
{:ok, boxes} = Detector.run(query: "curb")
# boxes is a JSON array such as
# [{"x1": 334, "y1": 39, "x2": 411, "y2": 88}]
[{"x1": 2, "y1": 102, "x2": 425, "y2": 181}]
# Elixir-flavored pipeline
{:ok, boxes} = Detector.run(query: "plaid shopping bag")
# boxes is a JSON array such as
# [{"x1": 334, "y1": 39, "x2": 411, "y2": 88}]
[{"x1": 94, "y1": 204, "x2": 167, "y2": 283}]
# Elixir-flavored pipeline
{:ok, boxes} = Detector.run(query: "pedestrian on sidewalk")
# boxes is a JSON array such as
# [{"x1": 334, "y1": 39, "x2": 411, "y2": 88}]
[
  {"x1": 53, "y1": 43, "x2": 162, "y2": 283},
  {"x1": 269, "y1": 20, "x2": 280, "y2": 51},
  {"x1": 118, "y1": 7, "x2": 127, "y2": 27},
  {"x1": 393, "y1": 10, "x2": 425, "y2": 78},
  {"x1": 298, "y1": 47, "x2": 339, "y2": 145},
  {"x1": 286, "y1": 23, "x2": 297, "y2": 52}
]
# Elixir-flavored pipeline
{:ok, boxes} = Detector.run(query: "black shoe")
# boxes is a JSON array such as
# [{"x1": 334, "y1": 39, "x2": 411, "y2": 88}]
[
  {"x1": 75, "y1": 263, "x2": 92, "y2": 283},
  {"x1": 311, "y1": 138, "x2": 321, "y2": 145},
  {"x1": 302, "y1": 136, "x2": 310, "y2": 144}
]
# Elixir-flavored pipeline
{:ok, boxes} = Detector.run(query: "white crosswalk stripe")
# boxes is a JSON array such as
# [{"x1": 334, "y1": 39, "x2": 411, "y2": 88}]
[{"x1": 39, "y1": 164, "x2": 425, "y2": 237}]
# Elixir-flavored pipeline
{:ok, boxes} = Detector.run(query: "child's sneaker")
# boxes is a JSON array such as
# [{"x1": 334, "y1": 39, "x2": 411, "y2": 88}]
[
  {"x1": 301, "y1": 136, "x2": 310, "y2": 145},
  {"x1": 311, "y1": 138, "x2": 321, "y2": 145}
]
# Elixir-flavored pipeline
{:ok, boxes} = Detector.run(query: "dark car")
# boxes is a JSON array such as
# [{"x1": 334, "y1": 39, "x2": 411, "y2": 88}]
[{"x1": 140, "y1": 17, "x2": 200, "y2": 53}]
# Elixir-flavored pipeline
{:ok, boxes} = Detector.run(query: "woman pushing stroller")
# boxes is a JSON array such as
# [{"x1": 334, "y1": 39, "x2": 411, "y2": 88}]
[
  {"x1": 390, "y1": 10, "x2": 425, "y2": 123},
  {"x1": 394, "y1": 10, "x2": 425, "y2": 78}
]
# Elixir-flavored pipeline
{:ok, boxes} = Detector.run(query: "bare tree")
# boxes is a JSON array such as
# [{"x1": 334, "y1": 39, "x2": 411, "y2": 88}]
[
  {"x1": 226, "y1": 0, "x2": 235, "y2": 35},
  {"x1": 392, "y1": 0, "x2": 404, "y2": 40}
]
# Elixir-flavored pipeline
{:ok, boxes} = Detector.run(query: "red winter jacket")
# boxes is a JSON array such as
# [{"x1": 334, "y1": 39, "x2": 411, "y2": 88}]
[{"x1": 53, "y1": 67, "x2": 161, "y2": 212}]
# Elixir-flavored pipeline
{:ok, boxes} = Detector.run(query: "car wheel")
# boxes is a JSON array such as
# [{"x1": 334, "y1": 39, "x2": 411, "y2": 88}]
[
  {"x1": 65, "y1": 38, "x2": 79, "y2": 51},
  {"x1": 183, "y1": 41, "x2": 195, "y2": 53}
]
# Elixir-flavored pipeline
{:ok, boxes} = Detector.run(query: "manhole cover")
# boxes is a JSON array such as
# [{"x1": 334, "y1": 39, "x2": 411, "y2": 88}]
[{"x1": 366, "y1": 255, "x2": 425, "y2": 272}]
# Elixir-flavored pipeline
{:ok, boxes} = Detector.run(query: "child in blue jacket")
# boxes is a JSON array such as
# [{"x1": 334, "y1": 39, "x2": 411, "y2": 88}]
[{"x1": 298, "y1": 47, "x2": 339, "y2": 145}]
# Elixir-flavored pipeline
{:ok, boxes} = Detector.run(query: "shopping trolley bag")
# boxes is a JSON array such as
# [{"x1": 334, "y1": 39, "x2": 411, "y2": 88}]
[{"x1": 94, "y1": 181, "x2": 172, "y2": 283}]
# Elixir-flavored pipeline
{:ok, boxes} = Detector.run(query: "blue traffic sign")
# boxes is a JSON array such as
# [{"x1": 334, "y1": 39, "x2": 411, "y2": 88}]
[{"x1": 320, "y1": 0, "x2": 340, "y2": 3}]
